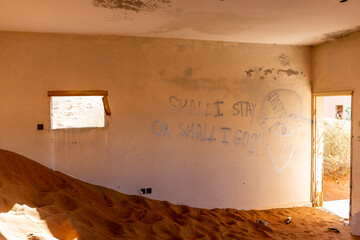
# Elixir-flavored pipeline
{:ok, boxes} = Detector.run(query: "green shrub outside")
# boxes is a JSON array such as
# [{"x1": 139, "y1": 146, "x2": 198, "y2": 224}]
[{"x1": 323, "y1": 118, "x2": 351, "y2": 180}]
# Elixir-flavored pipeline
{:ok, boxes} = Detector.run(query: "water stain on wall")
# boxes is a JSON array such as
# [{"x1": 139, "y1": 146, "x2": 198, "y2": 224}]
[
  {"x1": 245, "y1": 69, "x2": 254, "y2": 78},
  {"x1": 184, "y1": 67, "x2": 194, "y2": 78},
  {"x1": 277, "y1": 69, "x2": 299, "y2": 77},
  {"x1": 158, "y1": 69, "x2": 166, "y2": 76},
  {"x1": 278, "y1": 54, "x2": 290, "y2": 66},
  {"x1": 245, "y1": 67, "x2": 304, "y2": 80},
  {"x1": 167, "y1": 67, "x2": 230, "y2": 92},
  {"x1": 176, "y1": 45, "x2": 186, "y2": 53},
  {"x1": 151, "y1": 12, "x2": 278, "y2": 35},
  {"x1": 170, "y1": 77, "x2": 229, "y2": 92},
  {"x1": 263, "y1": 69, "x2": 272, "y2": 75},
  {"x1": 92, "y1": 0, "x2": 170, "y2": 12}
]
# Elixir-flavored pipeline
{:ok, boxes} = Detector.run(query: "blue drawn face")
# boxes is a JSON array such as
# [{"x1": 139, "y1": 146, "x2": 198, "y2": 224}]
[
  {"x1": 260, "y1": 89, "x2": 304, "y2": 172},
  {"x1": 261, "y1": 118, "x2": 302, "y2": 172},
  {"x1": 268, "y1": 121, "x2": 294, "y2": 137}
]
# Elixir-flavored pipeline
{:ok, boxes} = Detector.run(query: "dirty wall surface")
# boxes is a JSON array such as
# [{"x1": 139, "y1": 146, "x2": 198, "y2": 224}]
[
  {"x1": 0, "y1": 31, "x2": 312, "y2": 210},
  {"x1": 312, "y1": 32, "x2": 360, "y2": 235}
]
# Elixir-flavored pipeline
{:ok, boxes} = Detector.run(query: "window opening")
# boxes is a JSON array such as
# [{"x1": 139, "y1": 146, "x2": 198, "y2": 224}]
[{"x1": 48, "y1": 90, "x2": 111, "y2": 130}]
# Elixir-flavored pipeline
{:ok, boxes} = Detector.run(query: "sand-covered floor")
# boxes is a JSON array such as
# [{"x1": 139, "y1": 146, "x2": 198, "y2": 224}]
[{"x1": 0, "y1": 150, "x2": 358, "y2": 240}]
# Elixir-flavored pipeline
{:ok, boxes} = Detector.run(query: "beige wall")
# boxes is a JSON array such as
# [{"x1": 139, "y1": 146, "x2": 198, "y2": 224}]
[
  {"x1": 0, "y1": 31, "x2": 312, "y2": 210},
  {"x1": 312, "y1": 32, "x2": 360, "y2": 235}
]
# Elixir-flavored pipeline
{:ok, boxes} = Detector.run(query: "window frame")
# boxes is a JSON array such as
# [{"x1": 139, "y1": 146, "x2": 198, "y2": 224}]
[{"x1": 48, "y1": 90, "x2": 111, "y2": 130}]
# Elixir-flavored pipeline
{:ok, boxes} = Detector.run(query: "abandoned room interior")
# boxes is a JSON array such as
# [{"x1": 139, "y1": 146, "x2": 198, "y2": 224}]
[{"x1": 0, "y1": 0, "x2": 360, "y2": 239}]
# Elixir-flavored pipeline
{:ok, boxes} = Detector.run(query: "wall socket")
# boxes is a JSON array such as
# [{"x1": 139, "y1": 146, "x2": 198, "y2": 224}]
[{"x1": 140, "y1": 188, "x2": 152, "y2": 195}]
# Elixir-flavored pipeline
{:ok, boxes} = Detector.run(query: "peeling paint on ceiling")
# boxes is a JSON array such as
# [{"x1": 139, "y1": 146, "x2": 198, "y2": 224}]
[
  {"x1": 0, "y1": 0, "x2": 360, "y2": 45},
  {"x1": 92, "y1": 0, "x2": 170, "y2": 12}
]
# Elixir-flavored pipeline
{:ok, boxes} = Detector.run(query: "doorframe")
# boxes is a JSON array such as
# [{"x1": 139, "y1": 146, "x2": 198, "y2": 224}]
[{"x1": 311, "y1": 91, "x2": 353, "y2": 216}]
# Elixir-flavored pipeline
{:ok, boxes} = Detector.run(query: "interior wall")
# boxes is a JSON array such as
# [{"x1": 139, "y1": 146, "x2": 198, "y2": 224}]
[
  {"x1": 312, "y1": 32, "x2": 360, "y2": 235},
  {"x1": 0, "y1": 31, "x2": 312, "y2": 210}
]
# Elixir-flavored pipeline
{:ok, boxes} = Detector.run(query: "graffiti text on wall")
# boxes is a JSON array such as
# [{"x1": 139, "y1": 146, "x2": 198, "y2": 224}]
[
  {"x1": 153, "y1": 96, "x2": 260, "y2": 154},
  {"x1": 169, "y1": 96, "x2": 256, "y2": 122}
]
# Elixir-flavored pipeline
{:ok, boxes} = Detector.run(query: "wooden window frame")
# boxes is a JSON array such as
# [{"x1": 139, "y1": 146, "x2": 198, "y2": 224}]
[{"x1": 48, "y1": 90, "x2": 111, "y2": 116}]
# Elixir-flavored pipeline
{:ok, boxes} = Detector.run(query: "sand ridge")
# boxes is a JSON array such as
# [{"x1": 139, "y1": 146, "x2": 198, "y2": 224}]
[{"x1": 0, "y1": 149, "x2": 358, "y2": 239}]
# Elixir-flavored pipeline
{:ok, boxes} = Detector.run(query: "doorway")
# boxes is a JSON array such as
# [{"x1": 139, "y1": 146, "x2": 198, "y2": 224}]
[{"x1": 312, "y1": 92, "x2": 352, "y2": 220}]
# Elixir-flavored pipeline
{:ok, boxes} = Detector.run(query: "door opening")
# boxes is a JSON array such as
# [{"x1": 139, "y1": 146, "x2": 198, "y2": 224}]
[{"x1": 312, "y1": 92, "x2": 352, "y2": 220}]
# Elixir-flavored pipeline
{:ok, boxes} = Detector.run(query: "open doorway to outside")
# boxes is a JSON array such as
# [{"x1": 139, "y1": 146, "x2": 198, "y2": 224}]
[{"x1": 312, "y1": 92, "x2": 352, "y2": 220}]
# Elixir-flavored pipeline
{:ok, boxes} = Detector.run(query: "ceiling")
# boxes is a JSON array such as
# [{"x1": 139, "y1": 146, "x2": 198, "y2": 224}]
[{"x1": 0, "y1": 0, "x2": 359, "y2": 45}]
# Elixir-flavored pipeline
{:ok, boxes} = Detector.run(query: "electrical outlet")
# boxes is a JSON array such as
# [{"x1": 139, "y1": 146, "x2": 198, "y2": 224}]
[
  {"x1": 139, "y1": 188, "x2": 152, "y2": 195},
  {"x1": 37, "y1": 124, "x2": 44, "y2": 130}
]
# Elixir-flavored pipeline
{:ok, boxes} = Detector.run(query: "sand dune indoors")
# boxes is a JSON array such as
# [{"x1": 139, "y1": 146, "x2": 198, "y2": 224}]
[{"x1": 0, "y1": 150, "x2": 357, "y2": 239}]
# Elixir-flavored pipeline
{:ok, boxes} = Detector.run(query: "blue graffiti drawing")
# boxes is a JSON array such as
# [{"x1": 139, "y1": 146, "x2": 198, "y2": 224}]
[{"x1": 260, "y1": 89, "x2": 303, "y2": 173}]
